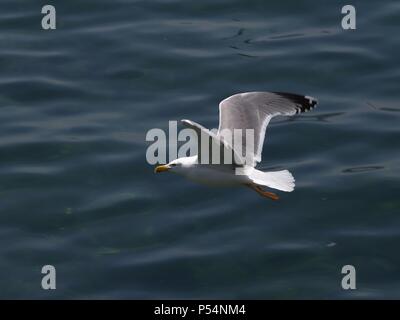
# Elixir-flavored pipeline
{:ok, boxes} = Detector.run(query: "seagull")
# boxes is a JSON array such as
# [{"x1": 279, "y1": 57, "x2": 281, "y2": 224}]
[{"x1": 154, "y1": 92, "x2": 318, "y2": 200}]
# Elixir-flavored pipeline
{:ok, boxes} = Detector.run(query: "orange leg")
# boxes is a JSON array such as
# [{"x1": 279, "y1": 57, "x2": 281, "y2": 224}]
[{"x1": 246, "y1": 184, "x2": 279, "y2": 200}]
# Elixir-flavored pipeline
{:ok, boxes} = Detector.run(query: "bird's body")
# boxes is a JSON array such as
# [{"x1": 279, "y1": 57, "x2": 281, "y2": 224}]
[
  {"x1": 155, "y1": 91, "x2": 318, "y2": 199},
  {"x1": 173, "y1": 156, "x2": 248, "y2": 186}
]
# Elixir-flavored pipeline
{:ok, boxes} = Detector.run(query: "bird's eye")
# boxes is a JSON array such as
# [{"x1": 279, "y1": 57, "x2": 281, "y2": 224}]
[{"x1": 170, "y1": 163, "x2": 177, "y2": 167}]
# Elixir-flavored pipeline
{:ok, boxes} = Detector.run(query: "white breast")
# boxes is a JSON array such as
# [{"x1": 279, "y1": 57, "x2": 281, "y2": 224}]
[{"x1": 176, "y1": 164, "x2": 250, "y2": 186}]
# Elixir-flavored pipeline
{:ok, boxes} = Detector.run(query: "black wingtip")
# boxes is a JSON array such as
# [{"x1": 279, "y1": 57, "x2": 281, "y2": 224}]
[{"x1": 272, "y1": 92, "x2": 318, "y2": 114}]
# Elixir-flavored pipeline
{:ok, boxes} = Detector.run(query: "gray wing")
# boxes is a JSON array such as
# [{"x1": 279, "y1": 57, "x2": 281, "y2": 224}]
[
  {"x1": 218, "y1": 91, "x2": 318, "y2": 164},
  {"x1": 181, "y1": 119, "x2": 243, "y2": 166}
]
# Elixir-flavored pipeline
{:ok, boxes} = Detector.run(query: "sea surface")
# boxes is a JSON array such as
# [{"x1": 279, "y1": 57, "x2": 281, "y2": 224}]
[{"x1": 0, "y1": 0, "x2": 399, "y2": 299}]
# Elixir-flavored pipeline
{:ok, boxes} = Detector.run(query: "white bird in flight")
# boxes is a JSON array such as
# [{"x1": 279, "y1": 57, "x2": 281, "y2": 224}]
[{"x1": 155, "y1": 91, "x2": 318, "y2": 200}]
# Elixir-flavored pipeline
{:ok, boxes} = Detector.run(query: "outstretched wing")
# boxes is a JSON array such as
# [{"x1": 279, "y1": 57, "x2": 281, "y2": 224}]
[
  {"x1": 181, "y1": 119, "x2": 242, "y2": 166},
  {"x1": 218, "y1": 92, "x2": 318, "y2": 164}
]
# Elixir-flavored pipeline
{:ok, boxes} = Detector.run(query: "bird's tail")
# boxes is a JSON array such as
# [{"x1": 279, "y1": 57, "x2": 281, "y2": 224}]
[{"x1": 247, "y1": 168, "x2": 295, "y2": 192}]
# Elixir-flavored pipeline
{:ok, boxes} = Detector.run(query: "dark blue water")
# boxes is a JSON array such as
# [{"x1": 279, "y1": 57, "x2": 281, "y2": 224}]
[{"x1": 1, "y1": 0, "x2": 399, "y2": 299}]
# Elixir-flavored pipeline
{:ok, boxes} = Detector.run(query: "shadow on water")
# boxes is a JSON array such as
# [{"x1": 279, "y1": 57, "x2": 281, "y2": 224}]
[
  {"x1": 342, "y1": 166, "x2": 385, "y2": 174},
  {"x1": 366, "y1": 102, "x2": 400, "y2": 113}
]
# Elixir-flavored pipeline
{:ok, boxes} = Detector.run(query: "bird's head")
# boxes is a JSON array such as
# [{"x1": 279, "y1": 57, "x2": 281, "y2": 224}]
[
  {"x1": 154, "y1": 160, "x2": 179, "y2": 173},
  {"x1": 154, "y1": 156, "x2": 197, "y2": 173}
]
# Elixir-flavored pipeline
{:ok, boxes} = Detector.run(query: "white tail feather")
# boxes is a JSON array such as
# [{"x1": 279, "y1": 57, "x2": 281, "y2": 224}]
[{"x1": 248, "y1": 169, "x2": 295, "y2": 192}]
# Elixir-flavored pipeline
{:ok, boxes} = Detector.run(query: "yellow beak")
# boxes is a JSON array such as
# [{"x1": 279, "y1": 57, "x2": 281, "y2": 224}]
[{"x1": 154, "y1": 165, "x2": 170, "y2": 173}]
